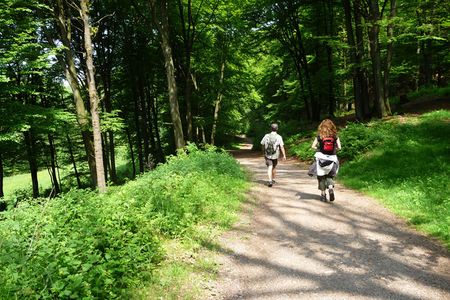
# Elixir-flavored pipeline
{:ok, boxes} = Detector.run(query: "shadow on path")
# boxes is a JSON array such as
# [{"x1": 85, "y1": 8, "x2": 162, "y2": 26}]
[{"x1": 207, "y1": 147, "x2": 450, "y2": 300}]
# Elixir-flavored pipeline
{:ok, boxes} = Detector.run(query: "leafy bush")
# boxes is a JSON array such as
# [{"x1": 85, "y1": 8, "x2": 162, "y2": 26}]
[
  {"x1": 338, "y1": 121, "x2": 388, "y2": 160},
  {"x1": 0, "y1": 145, "x2": 247, "y2": 299},
  {"x1": 285, "y1": 131, "x2": 316, "y2": 160}
]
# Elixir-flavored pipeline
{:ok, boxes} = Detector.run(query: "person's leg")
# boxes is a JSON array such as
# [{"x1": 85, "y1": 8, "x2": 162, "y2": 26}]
[
  {"x1": 265, "y1": 158, "x2": 273, "y2": 186},
  {"x1": 317, "y1": 176, "x2": 327, "y2": 201},
  {"x1": 271, "y1": 159, "x2": 278, "y2": 183},
  {"x1": 327, "y1": 177, "x2": 335, "y2": 201},
  {"x1": 267, "y1": 165, "x2": 273, "y2": 181}
]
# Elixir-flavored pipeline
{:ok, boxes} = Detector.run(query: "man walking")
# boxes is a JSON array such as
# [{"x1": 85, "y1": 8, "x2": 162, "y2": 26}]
[{"x1": 260, "y1": 123, "x2": 286, "y2": 187}]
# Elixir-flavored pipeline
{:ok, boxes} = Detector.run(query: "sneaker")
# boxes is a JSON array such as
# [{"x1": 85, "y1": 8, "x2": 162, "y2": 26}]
[
  {"x1": 272, "y1": 180, "x2": 276, "y2": 184},
  {"x1": 268, "y1": 181, "x2": 273, "y2": 187},
  {"x1": 320, "y1": 194, "x2": 327, "y2": 202},
  {"x1": 329, "y1": 189, "x2": 335, "y2": 201}
]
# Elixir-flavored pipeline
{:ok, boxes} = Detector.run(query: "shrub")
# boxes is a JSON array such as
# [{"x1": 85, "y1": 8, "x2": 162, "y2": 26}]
[
  {"x1": 338, "y1": 121, "x2": 388, "y2": 160},
  {"x1": 0, "y1": 145, "x2": 247, "y2": 299}
]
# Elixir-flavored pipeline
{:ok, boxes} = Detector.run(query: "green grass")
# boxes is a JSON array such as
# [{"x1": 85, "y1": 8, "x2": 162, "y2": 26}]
[
  {"x1": 3, "y1": 169, "x2": 54, "y2": 197},
  {"x1": 338, "y1": 110, "x2": 450, "y2": 249},
  {"x1": 0, "y1": 145, "x2": 249, "y2": 299},
  {"x1": 2, "y1": 145, "x2": 131, "y2": 200},
  {"x1": 408, "y1": 86, "x2": 450, "y2": 102}
]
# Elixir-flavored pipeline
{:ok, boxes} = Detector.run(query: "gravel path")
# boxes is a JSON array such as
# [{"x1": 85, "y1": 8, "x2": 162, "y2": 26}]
[{"x1": 207, "y1": 148, "x2": 450, "y2": 300}]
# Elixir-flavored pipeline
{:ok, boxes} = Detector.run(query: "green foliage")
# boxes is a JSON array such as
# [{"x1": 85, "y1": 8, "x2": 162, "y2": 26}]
[
  {"x1": 407, "y1": 86, "x2": 450, "y2": 102},
  {"x1": 284, "y1": 130, "x2": 316, "y2": 160},
  {"x1": 339, "y1": 110, "x2": 450, "y2": 248},
  {"x1": 338, "y1": 122, "x2": 387, "y2": 160},
  {"x1": 0, "y1": 146, "x2": 248, "y2": 298}
]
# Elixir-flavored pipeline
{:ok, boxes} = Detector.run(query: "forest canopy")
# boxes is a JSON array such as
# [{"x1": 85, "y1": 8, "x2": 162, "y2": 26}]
[{"x1": 0, "y1": 0, "x2": 449, "y2": 196}]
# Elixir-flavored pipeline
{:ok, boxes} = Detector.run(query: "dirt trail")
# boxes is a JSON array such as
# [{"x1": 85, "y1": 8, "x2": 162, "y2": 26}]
[{"x1": 206, "y1": 146, "x2": 450, "y2": 300}]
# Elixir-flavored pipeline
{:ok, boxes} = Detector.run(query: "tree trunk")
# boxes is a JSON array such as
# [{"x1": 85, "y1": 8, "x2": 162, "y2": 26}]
[
  {"x1": 24, "y1": 130, "x2": 39, "y2": 198},
  {"x1": 48, "y1": 134, "x2": 60, "y2": 195},
  {"x1": 177, "y1": 0, "x2": 196, "y2": 141},
  {"x1": 66, "y1": 134, "x2": 81, "y2": 188},
  {"x1": 101, "y1": 73, "x2": 117, "y2": 182},
  {"x1": 150, "y1": 93, "x2": 165, "y2": 163},
  {"x1": 420, "y1": 40, "x2": 433, "y2": 86},
  {"x1": 383, "y1": 0, "x2": 395, "y2": 115},
  {"x1": 367, "y1": 0, "x2": 387, "y2": 118},
  {"x1": 81, "y1": 0, "x2": 106, "y2": 193},
  {"x1": 354, "y1": 0, "x2": 371, "y2": 118},
  {"x1": 211, "y1": 60, "x2": 226, "y2": 146},
  {"x1": 133, "y1": 86, "x2": 144, "y2": 173},
  {"x1": 343, "y1": 0, "x2": 364, "y2": 119},
  {"x1": 126, "y1": 127, "x2": 137, "y2": 178},
  {"x1": 152, "y1": 0, "x2": 185, "y2": 149},
  {"x1": 326, "y1": 0, "x2": 335, "y2": 117},
  {"x1": 53, "y1": 0, "x2": 97, "y2": 186},
  {"x1": 292, "y1": 13, "x2": 319, "y2": 121},
  {"x1": 102, "y1": 132, "x2": 109, "y2": 183},
  {"x1": 0, "y1": 152, "x2": 4, "y2": 198},
  {"x1": 144, "y1": 84, "x2": 157, "y2": 159},
  {"x1": 138, "y1": 78, "x2": 150, "y2": 165}
]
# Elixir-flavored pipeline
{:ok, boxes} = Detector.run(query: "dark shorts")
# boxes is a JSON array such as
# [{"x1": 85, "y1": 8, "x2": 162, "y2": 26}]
[{"x1": 265, "y1": 157, "x2": 278, "y2": 167}]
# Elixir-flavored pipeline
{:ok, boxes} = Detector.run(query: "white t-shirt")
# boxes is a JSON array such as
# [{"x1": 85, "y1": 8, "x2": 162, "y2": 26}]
[{"x1": 260, "y1": 132, "x2": 284, "y2": 159}]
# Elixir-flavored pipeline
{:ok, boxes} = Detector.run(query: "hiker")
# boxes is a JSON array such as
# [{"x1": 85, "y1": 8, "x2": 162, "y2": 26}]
[
  {"x1": 260, "y1": 123, "x2": 286, "y2": 187},
  {"x1": 310, "y1": 119, "x2": 341, "y2": 201}
]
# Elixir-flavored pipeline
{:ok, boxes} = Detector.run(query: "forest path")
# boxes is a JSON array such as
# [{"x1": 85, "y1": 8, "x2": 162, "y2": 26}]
[{"x1": 205, "y1": 145, "x2": 450, "y2": 300}]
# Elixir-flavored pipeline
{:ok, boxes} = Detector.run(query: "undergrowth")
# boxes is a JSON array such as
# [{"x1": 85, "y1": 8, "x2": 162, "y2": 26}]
[
  {"x1": 0, "y1": 144, "x2": 248, "y2": 299},
  {"x1": 338, "y1": 110, "x2": 450, "y2": 249}
]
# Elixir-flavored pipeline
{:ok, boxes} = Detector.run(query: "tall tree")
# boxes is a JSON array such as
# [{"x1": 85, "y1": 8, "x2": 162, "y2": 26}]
[
  {"x1": 151, "y1": 0, "x2": 186, "y2": 149},
  {"x1": 48, "y1": 0, "x2": 98, "y2": 185},
  {"x1": 365, "y1": 0, "x2": 390, "y2": 117},
  {"x1": 80, "y1": 0, "x2": 106, "y2": 192}
]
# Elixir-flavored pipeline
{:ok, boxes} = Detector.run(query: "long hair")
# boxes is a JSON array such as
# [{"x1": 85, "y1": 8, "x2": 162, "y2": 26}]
[{"x1": 318, "y1": 119, "x2": 337, "y2": 139}]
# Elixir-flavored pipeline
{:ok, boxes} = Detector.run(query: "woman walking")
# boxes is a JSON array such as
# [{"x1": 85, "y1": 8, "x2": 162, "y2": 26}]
[{"x1": 311, "y1": 119, "x2": 341, "y2": 201}]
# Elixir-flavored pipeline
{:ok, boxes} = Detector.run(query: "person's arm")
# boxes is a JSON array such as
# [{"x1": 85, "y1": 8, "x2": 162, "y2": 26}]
[
  {"x1": 311, "y1": 137, "x2": 319, "y2": 150},
  {"x1": 336, "y1": 137, "x2": 342, "y2": 150},
  {"x1": 279, "y1": 136, "x2": 287, "y2": 160},
  {"x1": 280, "y1": 145, "x2": 287, "y2": 160}
]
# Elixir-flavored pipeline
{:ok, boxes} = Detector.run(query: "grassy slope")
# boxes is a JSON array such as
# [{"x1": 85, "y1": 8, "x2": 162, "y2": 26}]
[{"x1": 338, "y1": 110, "x2": 450, "y2": 248}]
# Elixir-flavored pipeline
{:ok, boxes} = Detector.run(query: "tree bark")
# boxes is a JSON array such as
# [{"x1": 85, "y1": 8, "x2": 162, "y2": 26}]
[
  {"x1": 101, "y1": 73, "x2": 117, "y2": 182},
  {"x1": 150, "y1": 92, "x2": 165, "y2": 163},
  {"x1": 66, "y1": 134, "x2": 81, "y2": 188},
  {"x1": 151, "y1": 0, "x2": 185, "y2": 149},
  {"x1": 102, "y1": 132, "x2": 109, "y2": 183},
  {"x1": 24, "y1": 130, "x2": 39, "y2": 198},
  {"x1": 177, "y1": 0, "x2": 195, "y2": 141},
  {"x1": 343, "y1": 0, "x2": 363, "y2": 119},
  {"x1": 80, "y1": 0, "x2": 106, "y2": 193},
  {"x1": 126, "y1": 127, "x2": 136, "y2": 178},
  {"x1": 354, "y1": 0, "x2": 371, "y2": 118},
  {"x1": 48, "y1": 134, "x2": 60, "y2": 195},
  {"x1": 211, "y1": 59, "x2": 226, "y2": 146},
  {"x1": 52, "y1": 0, "x2": 97, "y2": 186},
  {"x1": 138, "y1": 77, "x2": 150, "y2": 165},
  {"x1": 325, "y1": 0, "x2": 335, "y2": 117},
  {"x1": 133, "y1": 86, "x2": 144, "y2": 173},
  {"x1": 288, "y1": 3, "x2": 319, "y2": 121},
  {"x1": 383, "y1": 0, "x2": 395, "y2": 115},
  {"x1": 367, "y1": 0, "x2": 388, "y2": 118}
]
